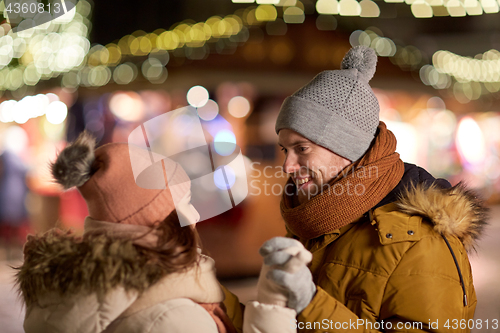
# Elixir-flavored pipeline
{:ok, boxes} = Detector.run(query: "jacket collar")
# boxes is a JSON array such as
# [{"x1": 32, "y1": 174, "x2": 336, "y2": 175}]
[{"x1": 119, "y1": 254, "x2": 225, "y2": 318}]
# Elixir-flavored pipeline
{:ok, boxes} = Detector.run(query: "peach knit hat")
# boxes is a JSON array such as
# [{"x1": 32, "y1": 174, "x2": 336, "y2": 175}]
[{"x1": 50, "y1": 131, "x2": 190, "y2": 227}]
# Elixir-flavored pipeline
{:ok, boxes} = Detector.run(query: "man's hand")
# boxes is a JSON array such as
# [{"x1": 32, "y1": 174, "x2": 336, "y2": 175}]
[{"x1": 256, "y1": 237, "x2": 316, "y2": 313}]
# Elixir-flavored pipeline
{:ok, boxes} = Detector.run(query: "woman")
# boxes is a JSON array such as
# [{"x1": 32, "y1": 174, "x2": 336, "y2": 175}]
[{"x1": 15, "y1": 131, "x2": 239, "y2": 333}]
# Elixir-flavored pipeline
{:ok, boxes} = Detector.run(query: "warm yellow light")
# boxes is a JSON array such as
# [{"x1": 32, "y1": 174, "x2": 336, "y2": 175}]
[
  {"x1": 95, "y1": 48, "x2": 109, "y2": 66},
  {"x1": 118, "y1": 35, "x2": 132, "y2": 55},
  {"x1": 480, "y1": 0, "x2": 499, "y2": 12},
  {"x1": 0, "y1": 36, "x2": 14, "y2": 67},
  {"x1": 277, "y1": 0, "x2": 297, "y2": 5},
  {"x1": 433, "y1": 49, "x2": 500, "y2": 85},
  {"x1": 411, "y1": 0, "x2": 433, "y2": 17},
  {"x1": 360, "y1": 0, "x2": 380, "y2": 17},
  {"x1": 339, "y1": 0, "x2": 362, "y2": 15},
  {"x1": 316, "y1": 0, "x2": 340, "y2": 14},
  {"x1": 129, "y1": 36, "x2": 143, "y2": 55},
  {"x1": 464, "y1": 0, "x2": 483, "y2": 15},
  {"x1": 446, "y1": 0, "x2": 466, "y2": 16},
  {"x1": 256, "y1": 5, "x2": 278, "y2": 21},
  {"x1": 88, "y1": 66, "x2": 111, "y2": 87},
  {"x1": 6, "y1": 67, "x2": 23, "y2": 91},
  {"x1": 187, "y1": 23, "x2": 208, "y2": 47},
  {"x1": 138, "y1": 36, "x2": 152, "y2": 54},
  {"x1": 145, "y1": 33, "x2": 157, "y2": 49},
  {"x1": 106, "y1": 43, "x2": 122, "y2": 66},
  {"x1": 225, "y1": 15, "x2": 243, "y2": 34},
  {"x1": 62, "y1": 71, "x2": 80, "y2": 88},
  {"x1": 373, "y1": 38, "x2": 396, "y2": 56},
  {"x1": 244, "y1": 9, "x2": 258, "y2": 25},
  {"x1": 113, "y1": 63, "x2": 137, "y2": 85},
  {"x1": 283, "y1": 6, "x2": 305, "y2": 22},
  {"x1": 23, "y1": 64, "x2": 41, "y2": 85},
  {"x1": 210, "y1": 18, "x2": 233, "y2": 37},
  {"x1": 206, "y1": 16, "x2": 222, "y2": 34},
  {"x1": 158, "y1": 31, "x2": 180, "y2": 50}
]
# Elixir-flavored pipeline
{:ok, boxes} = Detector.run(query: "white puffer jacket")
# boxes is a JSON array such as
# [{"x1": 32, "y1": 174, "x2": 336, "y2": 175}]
[{"x1": 16, "y1": 229, "x2": 296, "y2": 333}]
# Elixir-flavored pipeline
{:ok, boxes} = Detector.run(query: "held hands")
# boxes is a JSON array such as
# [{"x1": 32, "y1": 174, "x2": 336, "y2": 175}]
[{"x1": 256, "y1": 237, "x2": 316, "y2": 314}]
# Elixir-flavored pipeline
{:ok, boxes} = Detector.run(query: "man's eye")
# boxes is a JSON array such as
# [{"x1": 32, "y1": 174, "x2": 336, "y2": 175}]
[
  {"x1": 299, "y1": 147, "x2": 308, "y2": 152},
  {"x1": 281, "y1": 147, "x2": 287, "y2": 153}
]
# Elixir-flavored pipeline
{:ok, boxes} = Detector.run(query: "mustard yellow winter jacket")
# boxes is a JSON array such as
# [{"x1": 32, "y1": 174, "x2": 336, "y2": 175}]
[{"x1": 293, "y1": 183, "x2": 487, "y2": 333}]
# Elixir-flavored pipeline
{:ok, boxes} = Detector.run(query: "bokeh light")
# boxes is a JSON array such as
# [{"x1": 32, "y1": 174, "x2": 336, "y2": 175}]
[
  {"x1": 214, "y1": 129, "x2": 237, "y2": 156},
  {"x1": 45, "y1": 101, "x2": 68, "y2": 125},
  {"x1": 228, "y1": 96, "x2": 251, "y2": 118},
  {"x1": 283, "y1": 7, "x2": 305, "y2": 23},
  {"x1": 456, "y1": 117, "x2": 486, "y2": 166},
  {"x1": 255, "y1": 5, "x2": 278, "y2": 21},
  {"x1": 386, "y1": 121, "x2": 419, "y2": 164},
  {"x1": 411, "y1": 0, "x2": 433, "y2": 17},
  {"x1": 360, "y1": 0, "x2": 380, "y2": 17},
  {"x1": 0, "y1": 93, "x2": 59, "y2": 124},
  {"x1": 316, "y1": 0, "x2": 340, "y2": 14},
  {"x1": 339, "y1": 0, "x2": 362, "y2": 15},
  {"x1": 109, "y1": 92, "x2": 145, "y2": 122},
  {"x1": 187, "y1": 85, "x2": 209, "y2": 108},
  {"x1": 141, "y1": 58, "x2": 167, "y2": 84},
  {"x1": 113, "y1": 63, "x2": 138, "y2": 85},
  {"x1": 0, "y1": 100, "x2": 16, "y2": 123},
  {"x1": 2, "y1": 126, "x2": 29, "y2": 154},
  {"x1": 197, "y1": 99, "x2": 219, "y2": 121},
  {"x1": 0, "y1": 0, "x2": 92, "y2": 93},
  {"x1": 213, "y1": 165, "x2": 236, "y2": 190}
]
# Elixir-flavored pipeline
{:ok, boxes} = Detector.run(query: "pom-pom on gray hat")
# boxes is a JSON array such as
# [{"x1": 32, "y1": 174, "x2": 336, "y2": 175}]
[{"x1": 275, "y1": 45, "x2": 380, "y2": 161}]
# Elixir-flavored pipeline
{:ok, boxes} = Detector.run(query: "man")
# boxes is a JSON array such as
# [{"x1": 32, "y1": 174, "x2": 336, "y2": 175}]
[{"x1": 257, "y1": 46, "x2": 488, "y2": 332}]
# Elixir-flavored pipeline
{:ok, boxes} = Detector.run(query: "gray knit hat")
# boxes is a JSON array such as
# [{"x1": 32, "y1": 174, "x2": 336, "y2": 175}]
[{"x1": 275, "y1": 46, "x2": 380, "y2": 161}]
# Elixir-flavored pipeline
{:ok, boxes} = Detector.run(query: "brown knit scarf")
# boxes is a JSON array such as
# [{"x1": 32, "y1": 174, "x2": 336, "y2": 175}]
[{"x1": 281, "y1": 122, "x2": 405, "y2": 240}]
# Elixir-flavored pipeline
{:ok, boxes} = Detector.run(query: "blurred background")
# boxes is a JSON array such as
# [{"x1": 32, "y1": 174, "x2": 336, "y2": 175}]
[{"x1": 0, "y1": 0, "x2": 499, "y2": 331}]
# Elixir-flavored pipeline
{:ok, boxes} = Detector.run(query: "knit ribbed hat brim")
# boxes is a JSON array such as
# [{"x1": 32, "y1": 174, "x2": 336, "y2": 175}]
[{"x1": 276, "y1": 96, "x2": 376, "y2": 161}]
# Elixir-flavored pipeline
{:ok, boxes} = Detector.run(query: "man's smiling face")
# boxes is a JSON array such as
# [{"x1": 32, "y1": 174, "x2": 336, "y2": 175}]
[{"x1": 278, "y1": 129, "x2": 351, "y2": 205}]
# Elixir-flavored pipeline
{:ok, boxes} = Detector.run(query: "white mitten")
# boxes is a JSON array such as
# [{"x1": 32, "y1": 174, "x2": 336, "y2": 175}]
[{"x1": 256, "y1": 237, "x2": 315, "y2": 313}]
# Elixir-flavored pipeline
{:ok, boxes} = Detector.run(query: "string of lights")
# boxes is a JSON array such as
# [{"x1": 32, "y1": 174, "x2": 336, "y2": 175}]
[
  {"x1": 0, "y1": 0, "x2": 91, "y2": 94},
  {"x1": 1, "y1": 0, "x2": 499, "y2": 105}
]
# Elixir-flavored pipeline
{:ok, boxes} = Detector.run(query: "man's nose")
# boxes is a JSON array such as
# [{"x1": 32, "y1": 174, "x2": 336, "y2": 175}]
[{"x1": 282, "y1": 155, "x2": 300, "y2": 174}]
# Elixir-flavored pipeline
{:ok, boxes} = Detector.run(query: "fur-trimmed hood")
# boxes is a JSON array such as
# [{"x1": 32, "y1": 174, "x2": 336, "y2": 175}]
[
  {"x1": 396, "y1": 182, "x2": 488, "y2": 251},
  {"x1": 15, "y1": 229, "x2": 223, "y2": 308},
  {"x1": 15, "y1": 229, "x2": 168, "y2": 307},
  {"x1": 15, "y1": 230, "x2": 225, "y2": 333}
]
